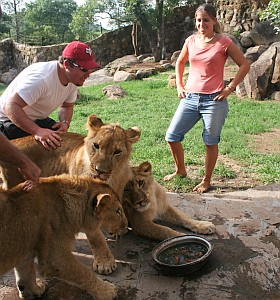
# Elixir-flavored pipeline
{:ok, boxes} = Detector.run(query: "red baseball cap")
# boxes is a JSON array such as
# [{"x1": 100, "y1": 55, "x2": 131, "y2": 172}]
[{"x1": 62, "y1": 41, "x2": 100, "y2": 70}]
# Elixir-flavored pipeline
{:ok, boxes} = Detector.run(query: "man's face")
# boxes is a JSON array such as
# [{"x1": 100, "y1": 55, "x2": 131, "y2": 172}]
[{"x1": 65, "y1": 60, "x2": 96, "y2": 86}]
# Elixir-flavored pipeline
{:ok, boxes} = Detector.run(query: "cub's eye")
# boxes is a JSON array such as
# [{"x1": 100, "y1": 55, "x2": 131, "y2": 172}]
[
  {"x1": 114, "y1": 149, "x2": 121, "y2": 155},
  {"x1": 117, "y1": 208, "x2": 122, "y2": 216},
  {"x1": 138, "y1": 180, "x2": 144, "y2": 187},
  {"x1": 93, "y1": 143, "x2": 99, "y2": 150}
]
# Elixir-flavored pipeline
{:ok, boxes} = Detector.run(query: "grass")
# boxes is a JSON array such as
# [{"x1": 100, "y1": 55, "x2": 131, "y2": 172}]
[
  {"x1": 1, "y1": 72, "x2": 279, "y2": 192},
  {"x1": 0, "y1": 83, "x2": 6, "y2": 95},
  {"x1": 71, "y1": 72, "x2": 280, "y2": 192}
]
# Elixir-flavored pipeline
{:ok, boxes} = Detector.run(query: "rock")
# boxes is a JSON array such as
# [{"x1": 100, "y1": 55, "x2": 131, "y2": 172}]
[
  {"x1": 168, "y1": 74, "x2": 176, "y2": 88},
  {"x1": 171, "y1": 50, "x2": 181, "y2": 64},
  {"x1": 242, "y1": 43, "x2": 278, "y2": 99},
  {"x1": 271, "y1": 91, "x2": 280, "y2": 101},
  {"x1": 136, "y1": 68, "x2": 157, "y2": 80},
  {"x1": 105, "y1": 55, "x2": 140, "y2": 76},
  {"x1": 102, "y1": 84, "x2": 126, "y2": 99},
  {"x1": 142, "y1": 56, "x2": 156, "y2": 63},
  {"x1": 137, "y1": 54, "x2": 153, "y2": 61},
  {"x1": 114, "y1": 70, "x2": 136, "y2": 82},
  {"x1": 84, "y1": 69, "x2": 113, "y2": 86},
  {"x1": 240, "y1": 31, "x2": 254, "y2": 48},
  {"x1": 0, "y1": 68, "x2": 18, "y2": 84},
  {"x1": 271, "y1": 43, "x2": 280, "y2": 85},
  {"x1": 244, "y1": 45, "x2": 269, "y2": 64},
  {"x1": 249, "y1": 21, "x2": 280, "y2": 46}
]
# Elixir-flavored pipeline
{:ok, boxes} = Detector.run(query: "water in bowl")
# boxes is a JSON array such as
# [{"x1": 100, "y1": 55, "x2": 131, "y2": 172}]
[{"x1": 157, "y1": 242, "x2": 208, "y2": 265}]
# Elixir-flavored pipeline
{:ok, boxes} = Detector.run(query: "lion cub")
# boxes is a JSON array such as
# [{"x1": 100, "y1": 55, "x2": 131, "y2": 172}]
[
  {"x1": 0, "y1": 175, "x2": 128, "y2": 300},
  {"x1": 122, "y1": 161, "x2": 216, "y2": 240}
]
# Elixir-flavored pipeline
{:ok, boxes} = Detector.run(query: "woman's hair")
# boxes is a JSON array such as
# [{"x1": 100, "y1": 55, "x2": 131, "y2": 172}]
[{"x1": 195, "y1": 3, "x2": 222, "y2": 33}]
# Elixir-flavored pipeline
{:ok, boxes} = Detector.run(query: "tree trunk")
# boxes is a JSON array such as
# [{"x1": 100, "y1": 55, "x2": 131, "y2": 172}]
[
  {"x1": 156, "y1": 0, "x2": 165, "y2": 60},
  {"x1": 131, "y1": 23, "x2": 140, "y2": 56},
  {"x1": 133, "y1": 0, "x2": 164, "y2": 62}
]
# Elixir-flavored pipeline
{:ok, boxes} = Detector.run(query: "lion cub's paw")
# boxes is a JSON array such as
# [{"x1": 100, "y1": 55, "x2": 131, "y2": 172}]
[
  {"x1": 195, "y1": 221, "x2": 216, "y2": 234},
  {"x1": 94, "y1": 280, "x2": 117, "y2": 300},
  {"x1": 18, "y1": 278, "x2": 45, "y2": 299},
  {"x1": 93, "y1": 258, "x2": 117, "y2": 275}
]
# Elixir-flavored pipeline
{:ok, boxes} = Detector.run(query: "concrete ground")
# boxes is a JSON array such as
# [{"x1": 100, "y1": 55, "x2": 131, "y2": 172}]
[{"x1": 1, "y1": 184, "x2": 279, "y2": 300}]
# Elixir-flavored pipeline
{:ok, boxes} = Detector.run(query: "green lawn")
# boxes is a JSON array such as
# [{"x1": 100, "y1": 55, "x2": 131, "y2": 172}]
[
  {"x1": 72, "y1": 74, "x2": 279, "y2": 192},
  {"x1": 1, "y1": 73, "x2": 279, "y2": 193}
]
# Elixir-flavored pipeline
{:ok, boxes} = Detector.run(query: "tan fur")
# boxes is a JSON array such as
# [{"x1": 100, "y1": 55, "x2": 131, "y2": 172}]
[
  {"x1": 0, "y1": 114, "x2": 140, "y2": 274},
  {"x1": 0, "y1": 114, "x2": 141, "y2": 198},
  {"x1": 0, "y1": 174, "x2": 128, "y2": 300},
  {"x1": 122, "y1": 161, "x2": 216, "y2": 240}
]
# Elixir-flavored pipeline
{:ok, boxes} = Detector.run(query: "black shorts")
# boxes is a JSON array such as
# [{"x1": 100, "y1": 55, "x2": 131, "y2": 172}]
[{"x1": 0, "y1": 117, "x2": 57, "y2": 140}]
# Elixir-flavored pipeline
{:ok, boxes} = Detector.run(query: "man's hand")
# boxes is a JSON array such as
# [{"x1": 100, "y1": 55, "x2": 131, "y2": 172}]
[
  {"x1": 33, "y1": 127, "x2": 62, "y2": 150},
  {"x1": 18, "y1": 159, "x2": 41, "y2": 182},
  {"x1": 51, "y1": 121, "x2": 69, "y2": 133},
  {"x1": 17, "y1": 157, "x2": 41, "y2": 191},
  {"x1": 22, "y1": 180, "x2": 36, "y2": 192}
]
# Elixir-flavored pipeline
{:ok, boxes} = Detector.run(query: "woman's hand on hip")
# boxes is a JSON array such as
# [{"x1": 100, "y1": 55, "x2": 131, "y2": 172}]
[{"x1": 214, "y1": 87, "x2": 232, "y2": 101}]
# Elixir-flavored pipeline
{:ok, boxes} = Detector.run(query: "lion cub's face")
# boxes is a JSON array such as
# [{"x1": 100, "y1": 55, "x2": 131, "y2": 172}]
[
  {"x1": 124, "y1": 161, "x2": 154, "y2": 212},
  {"x1": 84, "y1": 115, "x2": 141, "y2": 181},
  {"x1": 100, "y1": 192, "x2": 128, "y2": 237}
]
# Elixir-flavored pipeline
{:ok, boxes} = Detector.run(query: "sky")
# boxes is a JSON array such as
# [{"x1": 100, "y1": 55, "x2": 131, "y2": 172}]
[{"x1": 75, "y1": 0, "x2": 86, "y2": 5}]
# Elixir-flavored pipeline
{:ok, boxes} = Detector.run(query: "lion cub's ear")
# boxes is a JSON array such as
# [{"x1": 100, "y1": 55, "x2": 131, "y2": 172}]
[
  {"x1": 125, "y1": 127, "x2": 141, "y2": 143},
  {"x1": 139, "y1": 161, "x2": 152, "y2": 175},
  {"x1": 92, "y1": 193, "x2": 111, "y2": 213},
  {"x1": 86, "y1": 115, "x2": 104, "y2": 131}
]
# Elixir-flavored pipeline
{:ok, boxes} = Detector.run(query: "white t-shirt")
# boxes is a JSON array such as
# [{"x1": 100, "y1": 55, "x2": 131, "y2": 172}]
[{"x1": 0, "y1": 61, "x2": 77, "y2": 122}]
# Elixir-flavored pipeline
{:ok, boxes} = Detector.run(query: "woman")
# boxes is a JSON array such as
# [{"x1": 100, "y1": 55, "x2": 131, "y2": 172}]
[{"x1": 164, "y1": 3, "x2": 250, "y2": 193}]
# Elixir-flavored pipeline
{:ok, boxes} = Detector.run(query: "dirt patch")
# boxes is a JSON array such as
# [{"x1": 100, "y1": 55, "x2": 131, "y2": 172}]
[
  {"x1": 186, "y1": 154, "x2": 263, "y2": 194},
  {"x1": 204, "y1": 128, "x2": 280, "y2": 193},
  {"x1": 249, "y1": 128, "x2": 280, "y2": 154},
  {"x1": 210, "y1": 155, "x2": 263, "y2": 193}
]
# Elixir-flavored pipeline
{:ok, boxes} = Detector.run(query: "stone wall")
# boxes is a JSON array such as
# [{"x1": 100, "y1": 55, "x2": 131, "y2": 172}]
[
  {"x1": 215, "y1": 0, "x2": 270, "y2": 33},
  {"x1": 0, "y1": 1, "x2": 272, "y2": 84},
  {"x1": 0, "y1": 26, "x2": 135, "y2": 83}
]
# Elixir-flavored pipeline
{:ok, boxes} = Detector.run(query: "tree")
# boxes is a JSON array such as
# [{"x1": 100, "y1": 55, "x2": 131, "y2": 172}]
[
  {"x1": 93, "y1": 0, "x2": 203, "y2": 61},
  {"x1": 69, "y1": 0, "x2": 102, "y2": 41},
  {"x1": 23, "y1": 0, "x2": 77, "y2": 45},
  {"x1": 123, "y1": 0, "x2": 203, "y2": 61},
  {"x1": 0, "y1": 8, "x2": 12, "y2": 39},
  {"x1": 259, "y1": 0, "x2": 280, "y2": 33},
  {"x1": 1, "y1": 0, "x2": 25, "y2": 42}
]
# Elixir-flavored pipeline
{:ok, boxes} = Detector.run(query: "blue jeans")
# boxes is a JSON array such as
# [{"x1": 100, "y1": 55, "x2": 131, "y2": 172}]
[{"x1": 165, "y1": 92, "x2": 229, "y2": 145}]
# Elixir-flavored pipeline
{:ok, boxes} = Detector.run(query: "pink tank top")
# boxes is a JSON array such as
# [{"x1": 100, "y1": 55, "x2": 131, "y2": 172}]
[{"x1": 185, "y1": 35, "x2": 232, "y2": 94}]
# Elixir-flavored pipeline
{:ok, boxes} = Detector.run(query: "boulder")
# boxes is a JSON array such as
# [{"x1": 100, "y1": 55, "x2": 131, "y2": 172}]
[
  {"x1": 84, "y1": 69, "x2": 113, "y2": 86},
  {"x1": 136, "y1": 68, "x2": 157, "y2": 80},
  {"x1": 102, "y1": 84, "x2": 126, "y2": 99},
  {"x1": 0, "y1": 68, "x2": 18, "y2": 84},
  {"x1": 244, "y1": 45, "x2": 269, "y2": 64},
  {"x1": 249, "y1": 21, "x2": 280, "y2": 46},
  {"x1": 240, "y1": 31, "x2": 254, "y2": 48},
  {"x1": 114, "y1": 70, "x2": 136, "y2": 82},
  {"x1": 241, "y1": 43, "x2": 279, "y2": 99}
]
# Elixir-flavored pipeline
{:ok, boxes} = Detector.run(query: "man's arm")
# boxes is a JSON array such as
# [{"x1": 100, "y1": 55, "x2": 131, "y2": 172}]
[
  {"x1": 3, "y1": 92, "x2": 62, "y2": 150},
  {"x1": 0, "y1": 133, "x2": 41, "y2": 190},
  {"x1": 52, "y1": 102, "x2": 74, "y2": 132}
]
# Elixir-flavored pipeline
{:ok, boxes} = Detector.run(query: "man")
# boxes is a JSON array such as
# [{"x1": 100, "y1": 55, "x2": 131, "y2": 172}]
[
  {"x1": 0, "y1": 132, "x2": 41, "y2": 191},
  {"x1": 0, "y1": 41, "x2": 99, "y2": 150}
]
